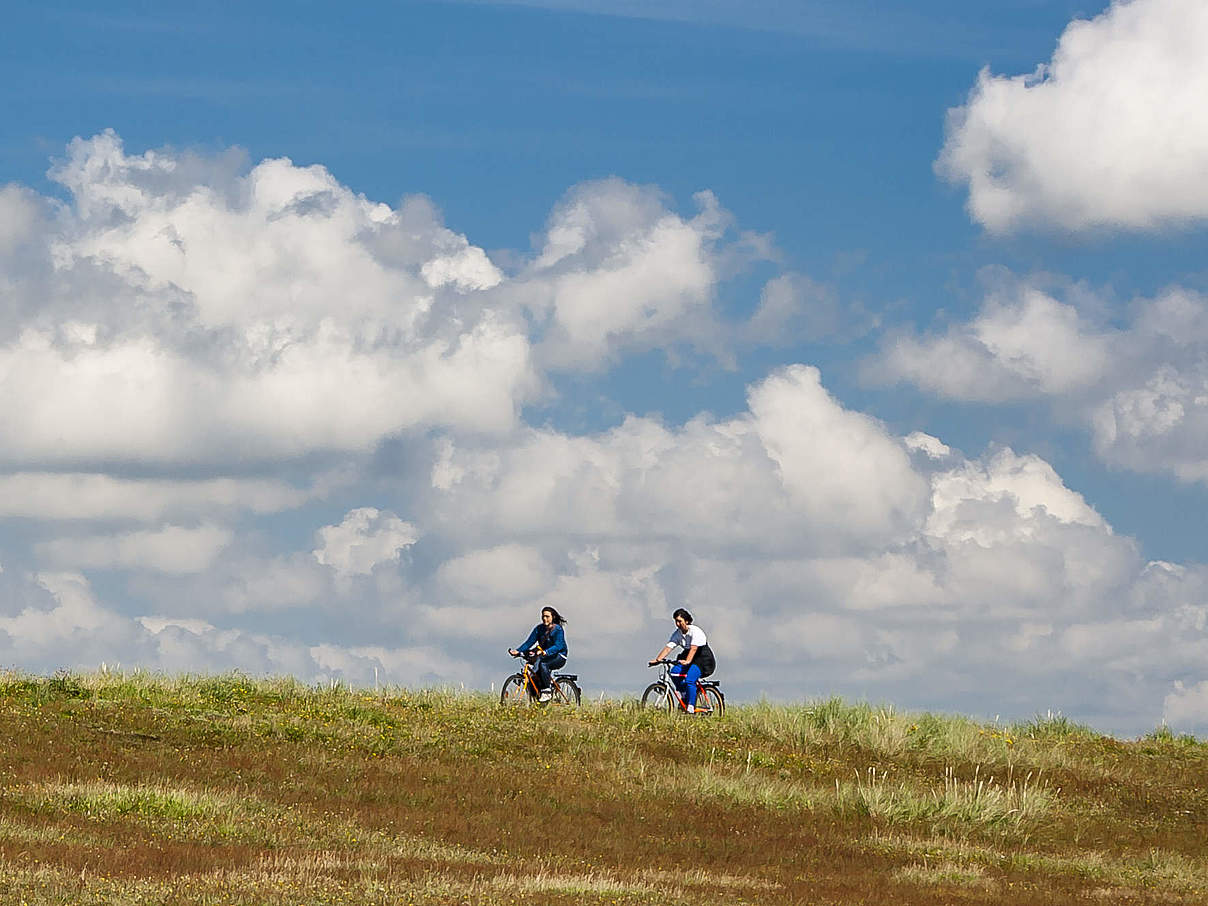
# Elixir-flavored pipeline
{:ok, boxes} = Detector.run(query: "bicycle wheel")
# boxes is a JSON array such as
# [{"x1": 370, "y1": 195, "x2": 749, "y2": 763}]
[
  {"x1": 500, "y1": 674, "x2": 530, "y2": 706},
  {"x1": 640, "y1": 682, "x2": 672, "y2": 713},
  {"x1": 553, "y1": 679, "x2": 581, "y2": 707},
  {"x1": 696, "y1": 686, "x2": 725, "y2": 716}
]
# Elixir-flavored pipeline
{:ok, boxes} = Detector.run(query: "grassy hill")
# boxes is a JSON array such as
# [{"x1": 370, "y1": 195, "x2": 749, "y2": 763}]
[{"x1": 1, "y1": 671, "x2": 1205, "y2": 905}]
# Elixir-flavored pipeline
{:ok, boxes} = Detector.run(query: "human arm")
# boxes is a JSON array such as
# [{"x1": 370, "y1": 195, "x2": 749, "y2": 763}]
[
  {"x1": 648, "y1": 644, "x2": 674, "y2": 666},
  {"x1": 513, "y1": 625, "x2": 540, "y2": 655},
  {"x1": 543, "y1": 624, "x2": 567, "y2": 658},
  {"x1": 679, "y1": 645, "x2": 697, "y2": 666}
]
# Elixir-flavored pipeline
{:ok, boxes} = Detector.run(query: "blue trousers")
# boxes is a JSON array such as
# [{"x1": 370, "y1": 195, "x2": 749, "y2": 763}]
[
  {"x1": 668, "y1": 663, "x2": 701, "y2": 707},
  {"x1": 529, "y1": 652, "x2": 566, "y2": 691}
]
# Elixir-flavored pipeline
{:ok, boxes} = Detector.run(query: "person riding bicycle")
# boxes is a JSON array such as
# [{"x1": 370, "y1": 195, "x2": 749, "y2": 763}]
[
  {"x1": 509, "y1": 606, "x2": 568, "y2": 703},
  {"x1": 648, "y1": 608, "x2": 716, "y2": 714}
]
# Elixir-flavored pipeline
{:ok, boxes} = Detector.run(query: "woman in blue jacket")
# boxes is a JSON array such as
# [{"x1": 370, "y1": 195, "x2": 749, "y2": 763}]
[{"x1": 509, "y1": 606, "x2": 568, "y2": 702}]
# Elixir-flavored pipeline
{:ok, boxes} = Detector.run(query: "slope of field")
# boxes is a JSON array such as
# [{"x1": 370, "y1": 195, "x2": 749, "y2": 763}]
[{"x1": 0, "y1": 671, "x2": 1205, "y2": 905}]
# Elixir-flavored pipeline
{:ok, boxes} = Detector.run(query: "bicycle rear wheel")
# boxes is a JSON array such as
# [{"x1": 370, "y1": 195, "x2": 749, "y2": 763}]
[
  {"x1": 500, "y1": 674, "x2": 529, "y2": 706},
  {"x1": 553, "y1": 679, "x2": 581, "y2": 707},
  {"x1": 696, "y1": 686, "x2": 725, "y2": 716},
  {"x1": 640, "y1": 682, "x2": 672, "y2": 713}
]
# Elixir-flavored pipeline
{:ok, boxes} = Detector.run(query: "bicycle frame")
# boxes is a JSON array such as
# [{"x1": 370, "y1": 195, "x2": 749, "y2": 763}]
[
  {"x1": 501, "y1": 650, "x2": 581, "y2": 706},
  {"x1": 647, "y1": 659, "x2": 719, "y2": 714},
  {"x1": 518, "y1": 652, "x2": 543, "y2": 699}
]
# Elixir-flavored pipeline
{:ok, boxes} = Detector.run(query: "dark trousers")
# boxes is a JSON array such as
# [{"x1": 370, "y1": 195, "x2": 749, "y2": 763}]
[{"x1": 529, "y1": 652, "x2": 566, "y2": 691}]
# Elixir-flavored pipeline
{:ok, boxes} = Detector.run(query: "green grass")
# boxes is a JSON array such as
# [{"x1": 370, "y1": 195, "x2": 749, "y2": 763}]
[{"x1": 0, "y1": 670, "x2": 1205, "y2": 905}]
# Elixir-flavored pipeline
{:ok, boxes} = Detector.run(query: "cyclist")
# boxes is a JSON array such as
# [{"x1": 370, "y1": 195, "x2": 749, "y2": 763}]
[
  {"x1": 648, "y1": 608, "x2": 716, "y2": 713},
  {"x1": 509, "y1": 606, "x2": 568, "y2": 703}
]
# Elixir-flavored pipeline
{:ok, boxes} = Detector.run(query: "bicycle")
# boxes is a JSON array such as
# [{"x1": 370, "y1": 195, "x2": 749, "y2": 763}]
[
  {"x1": 640, "y1": 659, "x2": 724, "y2": 715},
  {"x1": 500, "y1": 650, "x2": 581, "y2": 707}
]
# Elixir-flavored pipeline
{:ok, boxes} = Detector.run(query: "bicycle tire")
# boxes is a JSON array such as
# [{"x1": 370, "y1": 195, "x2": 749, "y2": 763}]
[
  {"x1": 552, "y1": 679, "x2": 581, "y2": 707},
  {"x1": 640, "y1": 682, "x2": 672, "y2": 713},
  {"x1": 500, "y1": 674, "x2": 529, "y2": 706},
  {"x1": 696, "y1": 685, "x2": 725, "y2": 716}
]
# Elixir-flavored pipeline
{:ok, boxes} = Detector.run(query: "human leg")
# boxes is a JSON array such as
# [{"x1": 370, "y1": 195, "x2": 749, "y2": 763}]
[
  {"x1": 668, "y1": 663, "x2": 687, "y2": 700},
  {"x1": 682, "y1": 664, "x2": 702, "y2": 708},
  {"x1": 536, "y1": 653, "x2": 565, "y2": 693}
]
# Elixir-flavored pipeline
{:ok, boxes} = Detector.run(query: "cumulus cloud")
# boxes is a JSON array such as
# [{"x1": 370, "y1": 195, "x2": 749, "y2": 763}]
[
  {"x1": 0, "y1": 130, "x2": 538, "y2": 467},
  {"x1": 313, "y1": 507, "x2": 418, "y2": 577},
  {"x1": 743, "y1": 272, "x2": 875, "y2": 347},
  {"x1": 0, "y1": 473, "x2": 310, "y2": 521},
  {"x1": 0, "y1": 134, "x2": 794, "y2": 471},
  {"x1": 938, "y1": 0, "x2": 1208, "y2": 232},
  {"x1": 416, "y1": 366, "x2": 1208, "y2": 732},
  {"x1": 436, "y1": 543, "x2": 554, "y2": 603},
  {"x1": 36, "y1": 524, "x2": 233, "y2": 574},
  {"x1": 869, "y1": 276, "x2": 1208, "y2": 485},
  {"x1": 870, "y1": 282, "x2": 1114, "y2": 402},
  {"x1": 1164, "y1": 680, "x2": 1208, "y2": 728},
  {"x1": 3, "y1": 133, "x2": 1206, "y2": 735},
  {"x1": 429, "y1": 366, "x2": 927, "y2": 554},
  {"x1": 0, "y1": 568, "x2": 469, "y2": 685},
  {"x1": 520, "y1": 179, "x2": 770, "y2": 370},
  {"x1": 1, "y1": 359, "x2": 1204, "y2": 732}
]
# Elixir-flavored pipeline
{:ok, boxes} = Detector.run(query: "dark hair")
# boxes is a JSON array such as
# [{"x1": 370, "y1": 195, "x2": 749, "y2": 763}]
[
  {"x1": 672, "y1": 607, "x2": 693, "y2": 623},
  {"x1": 542, "y1": 606, "x2": 566, "y2": 625}
]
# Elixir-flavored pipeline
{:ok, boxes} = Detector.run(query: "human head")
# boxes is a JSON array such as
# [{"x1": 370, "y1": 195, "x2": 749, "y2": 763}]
[
  {"x1": 672, "y1": 607, "x2": 693, "y2": 624},
  {"x1": 541, "y1": 606, "x2": 566, "y2": 626}
]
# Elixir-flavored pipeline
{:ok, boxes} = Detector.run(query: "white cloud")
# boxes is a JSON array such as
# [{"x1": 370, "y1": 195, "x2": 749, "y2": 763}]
[
  {"x1": 869, "y1": 278, "x2": 1208, "y2": 485},
  {"x1": 1164, "y1": 680, "x2": 1208, "y2": 729},
  {"x1": 0, "y1": 568, "x2": 468, "y2": 685},
  {"x1": 0, "y1": 572, "x2": 117, "y2": 648},
  {"x1": 522, "y1": 180, "x2": 764, "y2": 370},
  {"x1": 871, "y1": 285, "x2": 1113, "y2": 402},
  {"x1": 0, "y1": 131, "x2": 538, "y2": 467},
  {"x1": 436, "y1": 543, "x2": 554, "y2": 602},
  {"x1": 313, "y1": 507, "x2": 418, "y2": 577},
  {"x1": 926, "y1": 447, "x2": 1106, "y2": 543},
  {"x1": 36, "y1": 524, "x2": 233, "y2": 574},
  {"x1": 1091, "y1": 364, "x2": 1208, "y2": 482},
  {"x1": 938, "y1": 0, "x2": 1208, "y2": 232},
  {"x1": 0, "y1": 360, "x2": 1203, "y2": 732},
  {"x1": 0, "y1": 135, "x2": 795, "y2": 470},
  {"x1": 744, "y1": 273, "x2": 848, "y2": 346},
  {"x1": 429, "y1": 366, "x2": 928, "y2": 554},
  {"x1": 0, "y1": 473, "x2": 309, "y2": 521},
  {"x1": 0, "y1": 184, "x2": 45, "y2": 256},
  {"x1": 3, "y1": 134, "x2": 1206, "y2": 734},
  {"x1": 749, "y1": 366, "x2": 930, "y2": 544},
  {"x1": 414, "y1": 364, "x2": 1208, "y2": 732}
]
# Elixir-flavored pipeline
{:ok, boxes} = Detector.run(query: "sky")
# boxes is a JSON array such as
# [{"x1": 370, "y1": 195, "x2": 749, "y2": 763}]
[{"x1": 2, "y1": 0, "x2": 1207, "y2": 735}]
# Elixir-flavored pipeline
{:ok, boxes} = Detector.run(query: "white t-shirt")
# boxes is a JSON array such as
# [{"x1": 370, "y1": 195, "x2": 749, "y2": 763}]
[{"x1": 668, "y1": 625, "x2": 707, "y2": 652}]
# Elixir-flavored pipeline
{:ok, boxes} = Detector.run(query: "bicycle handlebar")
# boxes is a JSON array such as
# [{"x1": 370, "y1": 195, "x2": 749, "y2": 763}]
[{"x1": 510, "y1": 647, "x2": 544, "y2": 658}]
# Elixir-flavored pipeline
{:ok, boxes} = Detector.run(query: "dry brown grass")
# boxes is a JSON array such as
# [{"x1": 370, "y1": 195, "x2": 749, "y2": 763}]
[{"x1": 0, "y1": 671, "x2": 1205, "y2": 904}]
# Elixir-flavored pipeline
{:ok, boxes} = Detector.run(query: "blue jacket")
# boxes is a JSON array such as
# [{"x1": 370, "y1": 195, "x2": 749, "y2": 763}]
[{"x1": 518, "y1": 623, "x2": 567, "y2": 659}]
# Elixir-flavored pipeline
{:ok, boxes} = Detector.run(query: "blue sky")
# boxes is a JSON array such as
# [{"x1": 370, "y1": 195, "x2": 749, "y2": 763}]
[{"x1": 2, "y1": 0, "x2": 1208, "y2": 733}]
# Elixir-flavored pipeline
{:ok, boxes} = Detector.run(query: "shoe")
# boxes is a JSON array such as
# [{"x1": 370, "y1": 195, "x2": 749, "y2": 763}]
[
  {"x1": 538, "y1": 689, "x2": 552, "y2": 703},
  {"x1": 686, "y1": 704, "x2": 695, "y2": 714}
]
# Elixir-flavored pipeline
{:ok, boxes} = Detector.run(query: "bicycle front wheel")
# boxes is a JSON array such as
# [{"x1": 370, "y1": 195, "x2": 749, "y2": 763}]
[
  {"x1": 697, "y1": 686, "x2": 725, "y2": 716},
  {"x1": 554, "y1": 680, "x2": 581, "y2": 707},
  {"x1": 500, "y1": 674, "x2": 529, "y2": 706},
  {"x1": 640, "y1": 682, "x2": 672, "y2": 713}
]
